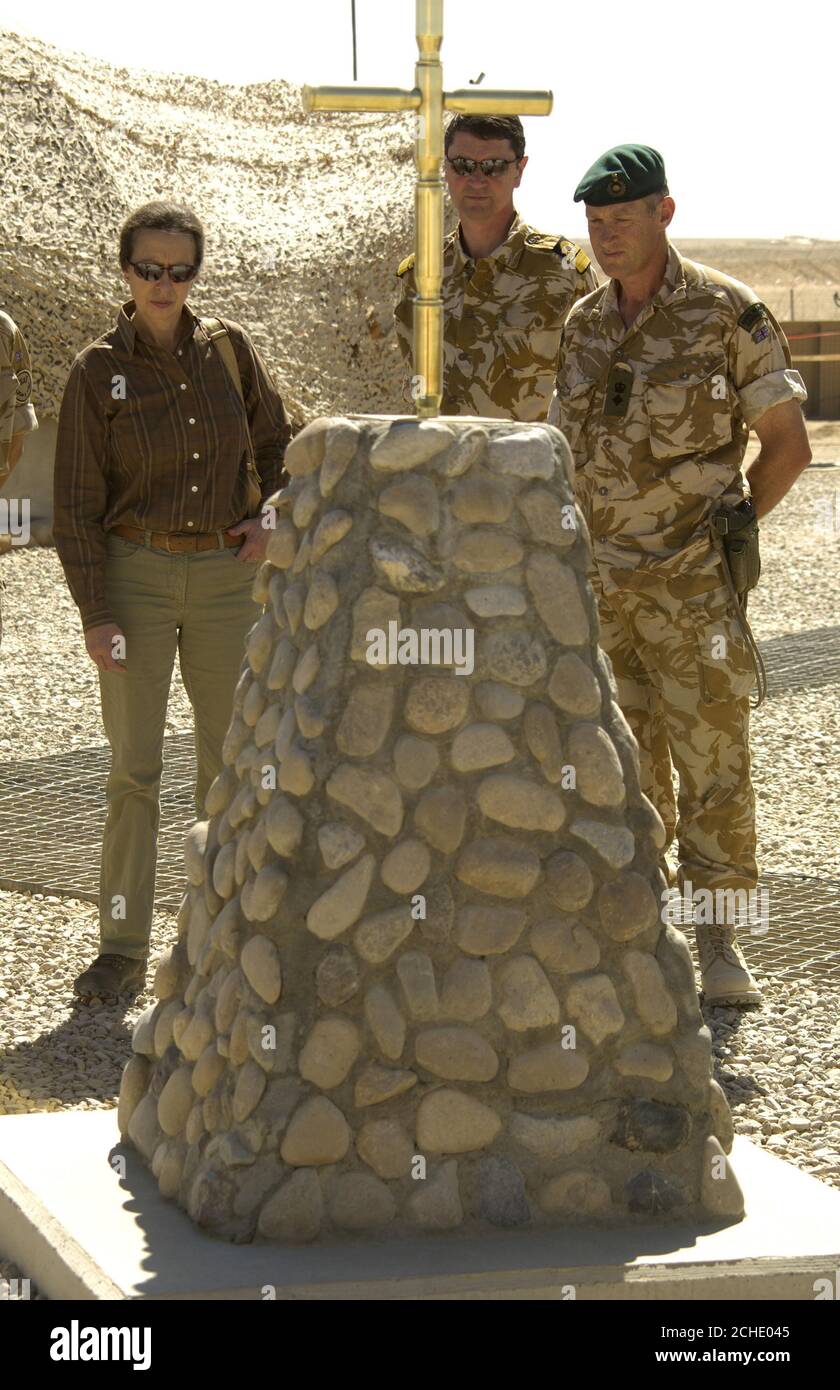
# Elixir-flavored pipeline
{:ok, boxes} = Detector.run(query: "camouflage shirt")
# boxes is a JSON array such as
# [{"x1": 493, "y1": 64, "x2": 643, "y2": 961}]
[
  {"x1": 395, "y1": 212, "x2": 597, "y2": 421},
  {"x1": 0, "y1": 310, "x2": 38, "y2": 480},
  {"x1": 550, "y1": 242, "x2": 807, "y2": 582}
]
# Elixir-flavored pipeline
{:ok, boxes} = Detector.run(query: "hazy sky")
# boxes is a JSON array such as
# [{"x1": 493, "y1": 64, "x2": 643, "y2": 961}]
[{"x1": 3, "y1": 0, "x2": 836, "y2": 239}]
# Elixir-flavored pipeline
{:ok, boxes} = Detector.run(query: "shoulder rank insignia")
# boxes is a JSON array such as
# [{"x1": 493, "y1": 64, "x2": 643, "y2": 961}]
[
  {"x1": 396, "y1": 253, "x2": 415, "y2": 278},
  {"x1": 556, "y1": 239, "x2": 591, "y2": 274},
  {"x1": 738, "y1": 301, "x2": 771, "y2": 342},
  {"x1": 524, "y1": 231, "x2": 560, "y2": 251},
  {"x1": 739, "y1": 303, "x2": 767, "y2": 332}
]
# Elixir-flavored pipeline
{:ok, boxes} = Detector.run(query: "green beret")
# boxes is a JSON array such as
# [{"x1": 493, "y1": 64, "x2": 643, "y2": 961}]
[{"x1": 574, "y1": 144, "x2": 667, "y2": 205}]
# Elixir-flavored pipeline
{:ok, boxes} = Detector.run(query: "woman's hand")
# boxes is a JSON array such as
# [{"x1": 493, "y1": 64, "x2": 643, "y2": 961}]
[
  {"x1": 226, "y1": 516, "x2": 269, "y2": 562},
  {"x1": 85, "y1": 622, "x2": 127, "y2": 672}
]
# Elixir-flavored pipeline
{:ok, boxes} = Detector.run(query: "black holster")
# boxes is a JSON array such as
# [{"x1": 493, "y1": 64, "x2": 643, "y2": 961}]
[{"x1": 710, "y1": 497, "x2": 761, "y2": 598}]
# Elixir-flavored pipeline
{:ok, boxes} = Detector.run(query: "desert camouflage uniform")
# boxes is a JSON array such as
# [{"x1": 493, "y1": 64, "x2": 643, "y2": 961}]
[
  {"x1": 551, "y1": 242, "x2": 807, "y2": 899},
  {"x1": 1, "y1": 311, "x2": 38, "y2": 644},
  {"x1": 395, "y1": 212, "x2": 597, "y2": 421},
  {"x1": 0, "y1": 310, "x2": 37, "y2": 481}
]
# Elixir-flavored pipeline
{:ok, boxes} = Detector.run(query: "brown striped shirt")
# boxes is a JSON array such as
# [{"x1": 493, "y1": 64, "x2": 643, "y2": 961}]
[{"x1": 54, "y1": 301, "x2": 290, "y2": 629}]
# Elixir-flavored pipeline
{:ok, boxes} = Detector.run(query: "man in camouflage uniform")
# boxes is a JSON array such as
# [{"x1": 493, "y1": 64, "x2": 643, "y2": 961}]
[
  {"x1": 551, "y1": 145, "x2": 811, "y2": 1006},
  {"x1": 395, "y1": 113, "x2": 597, "y2": 421},
  {"x1": 0, "y1": 310, "x2": 38, "y2": 644}
]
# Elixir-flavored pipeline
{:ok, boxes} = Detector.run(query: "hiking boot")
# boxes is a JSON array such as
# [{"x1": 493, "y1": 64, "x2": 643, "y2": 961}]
[
  {"x1": 696, "y1": 926, "x2": 762, "y2": 1007},
  {"x1": 73, "y1": 953, "x2": 146, "y2": 999}
]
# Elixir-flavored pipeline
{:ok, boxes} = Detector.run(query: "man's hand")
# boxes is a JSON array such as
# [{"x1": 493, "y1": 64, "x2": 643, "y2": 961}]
[
  {"x1": 85, "y1": 622, "x2": 127, "y2": 673},
  {"x1": 226, "y1": 516, "x2": 269, "y2": 562}
]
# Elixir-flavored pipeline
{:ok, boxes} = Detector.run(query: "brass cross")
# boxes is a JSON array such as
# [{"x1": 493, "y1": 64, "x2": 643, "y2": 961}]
[{"x1": 303, "y1": 0, "x2": 553, "y2": 418}]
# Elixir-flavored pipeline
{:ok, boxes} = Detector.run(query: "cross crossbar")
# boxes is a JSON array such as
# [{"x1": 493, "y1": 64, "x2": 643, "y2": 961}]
[{"x1": 302, "y1": 0, "x2": 552, "y2": 417}]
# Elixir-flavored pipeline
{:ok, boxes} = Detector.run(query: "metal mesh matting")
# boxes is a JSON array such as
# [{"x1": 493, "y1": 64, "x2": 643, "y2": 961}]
[
  {"x1": 758, "y1": 624, "x2": 840, "y2": 696},
  {"x1": 677, "y1": 874, "x2": 840, "y2": 984},
  {"x1": 0, "y1": 733, "x2": 196, "y2": 912},
  {"x1": 0, "y1": 738, "x2": 838, "y2": 982}
]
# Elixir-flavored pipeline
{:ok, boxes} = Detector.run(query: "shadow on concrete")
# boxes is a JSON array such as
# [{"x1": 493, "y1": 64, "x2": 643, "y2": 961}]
[{"x1": 106, "y1": 1131, "x2": 743, "y2": 1299}]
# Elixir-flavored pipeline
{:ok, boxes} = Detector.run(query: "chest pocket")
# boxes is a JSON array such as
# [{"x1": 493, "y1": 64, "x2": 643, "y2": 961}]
[
  {"x1": 555, "y1": 374, "x2": 599, "y2": 464},
  {"x1": 644, "y1": 355, "x2": 732, "y2": 460},
  {"x1": 499, "y1": 323, "x2": 564, "y2": 421},
  {"x1": 501, "y1": 324, "x2": 563, "y2": 367}
]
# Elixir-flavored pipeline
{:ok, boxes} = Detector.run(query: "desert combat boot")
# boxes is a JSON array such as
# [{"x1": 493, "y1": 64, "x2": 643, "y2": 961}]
[
  {"x1": 73, "y1": 953, "x2": 146, "y2": 1000},
  {"x1": 696, "y1": 925, "x2": 762, "y2": 1007}
]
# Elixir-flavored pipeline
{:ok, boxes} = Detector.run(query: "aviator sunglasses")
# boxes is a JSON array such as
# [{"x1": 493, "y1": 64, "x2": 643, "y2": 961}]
[
  {"x1": 129, "y1": 261, "x2": 199, "y2": 283},
  {"x1": 446, "y1": 156, "x2": 519, "y2": 178}
]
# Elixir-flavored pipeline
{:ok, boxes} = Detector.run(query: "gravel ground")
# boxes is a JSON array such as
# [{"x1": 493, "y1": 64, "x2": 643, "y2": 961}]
[
  {"x1": 742, "y1": 445, "x2": 840, "y2": 880},
  {"x1": 0, "y1": 446, "x2": 838, "y2": 1294}
]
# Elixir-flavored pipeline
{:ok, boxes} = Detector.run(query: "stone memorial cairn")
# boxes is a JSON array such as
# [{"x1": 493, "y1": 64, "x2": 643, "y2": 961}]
[{"x1": 119, "y1": 414, "x2": 743, "y2": 1240}]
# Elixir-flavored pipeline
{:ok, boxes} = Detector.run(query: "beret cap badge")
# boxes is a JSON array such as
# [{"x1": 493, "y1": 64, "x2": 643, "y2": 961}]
[{"x1": 573, "y1": 144, "x2": 667, "y2": 205}]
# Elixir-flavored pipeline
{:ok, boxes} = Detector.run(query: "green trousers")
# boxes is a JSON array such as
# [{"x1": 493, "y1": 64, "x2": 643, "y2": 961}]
[{"x1": 97, "y1": 533, "x2": 259, "y2": 960}]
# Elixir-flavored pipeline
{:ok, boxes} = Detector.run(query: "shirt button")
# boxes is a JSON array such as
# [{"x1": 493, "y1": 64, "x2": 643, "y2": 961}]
[
  {"x1": 187, "y1": 520, "x2": 194, "y2": 528},
  {"x1": 188, "y1": 417, "x2": 196, "y2": 425},
  {"x1": 180, "y1": 383, "x2": 187, "y2": 391},
  {"x1": 191, "y1": 485, "x2": 198, "y2": 493},
  {"x1": 193, "y1": 452, "x2": 200, "y2": 460},
  {"x1": 177, "y1": 349, "x2": 183, "y2": 356}
]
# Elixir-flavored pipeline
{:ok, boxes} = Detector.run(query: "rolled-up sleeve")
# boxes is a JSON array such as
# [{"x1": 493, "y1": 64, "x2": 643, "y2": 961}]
[
  {"x1": 53, "y1": 357, "x2": 113, "y2": 630},
  {"x1": 738, "y1": 367, "x2": 807, "y2": 428},
  {"x1": 732, "y1": 306, "x2": 808, "y2": 428}
]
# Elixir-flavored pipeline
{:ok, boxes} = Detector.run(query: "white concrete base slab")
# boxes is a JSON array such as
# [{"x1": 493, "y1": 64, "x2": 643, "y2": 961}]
[{"x1": 1, "y1": 1109, "x2": 838, "y2": 1300}]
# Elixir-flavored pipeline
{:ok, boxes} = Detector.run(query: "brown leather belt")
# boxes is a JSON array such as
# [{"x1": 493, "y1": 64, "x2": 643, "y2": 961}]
[{"x1": 109, "y1": 523, "x2": 242, "y2": 553}]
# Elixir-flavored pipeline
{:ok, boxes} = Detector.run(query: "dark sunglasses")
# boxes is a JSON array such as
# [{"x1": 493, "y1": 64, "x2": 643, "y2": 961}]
[
  {"x1": 129, "y1": 261, "x2": 198, "y2": 283},
  {"x1": 446, "y1": 156, "x2": 519, "y2": 178}
]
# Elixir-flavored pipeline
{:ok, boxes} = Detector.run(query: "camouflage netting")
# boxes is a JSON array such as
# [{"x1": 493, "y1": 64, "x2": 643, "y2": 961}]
[
  {"x1": 0, "y1": 28, "x2": 423, "y2": 426},
  {"x1": 118, "y1": 416, "x2": 744, "y2": 1240},
  {"x1": 3, "y1": 26, "x2": 838, "y2": 432}
]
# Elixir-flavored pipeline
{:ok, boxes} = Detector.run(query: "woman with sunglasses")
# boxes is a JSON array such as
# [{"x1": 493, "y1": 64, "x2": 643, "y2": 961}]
[{"x1": 54, "y1": 201, "x2": 290, "y2": 1001}]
